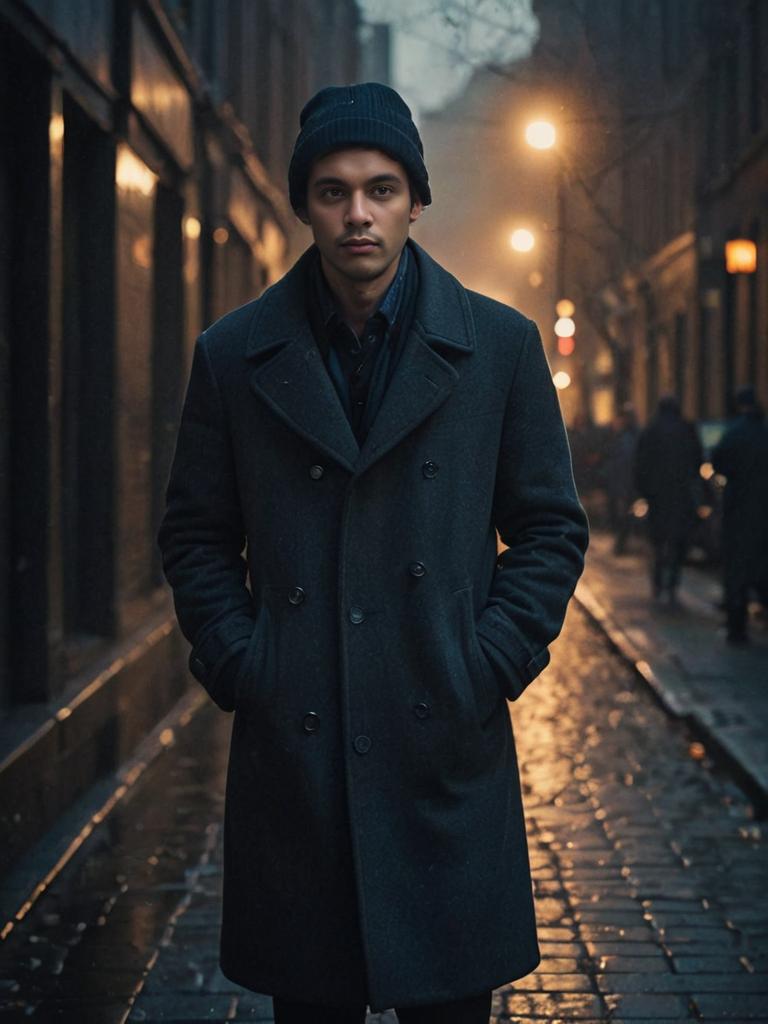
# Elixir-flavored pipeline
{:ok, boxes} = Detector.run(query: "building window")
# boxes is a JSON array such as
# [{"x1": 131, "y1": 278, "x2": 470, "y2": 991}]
[
  {"x1": 0, "y1": 29, "x2": 52, "y2": 707},
  {"x1": 61, "y1": 95, "x2": 117, "y2": 664},
  {"x1": 748, "y1": 0, "x2": 763, "y2": 133}
]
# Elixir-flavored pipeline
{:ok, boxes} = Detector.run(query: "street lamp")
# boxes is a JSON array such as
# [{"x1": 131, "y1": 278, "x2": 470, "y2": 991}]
[
  {"x1": 725, "y1": 239, "x2": 757, "y2": 274},
  {"x1": 525, "y1": 120, "x2": 556, "y2": 150},
  {"x1": 524, "y1": 120, "x2": 567, "y2": 307},
  {"x1": 510, "y1": 228, "x2": 535, "y2": 253}
]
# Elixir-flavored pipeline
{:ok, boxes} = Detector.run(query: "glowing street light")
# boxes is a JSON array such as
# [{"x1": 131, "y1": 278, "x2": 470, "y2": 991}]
[
  {"x1": 554, "y1": 316, "x2": 576, "y2": 337},
  {"x1": 510, "y1": 228, "x2": 535, "y2": 253},
  {"x1": 556, "y1": 298, "x2": 575, "y2": 318},
  {"x1": 725, "y1": 239, "x2": 757, "y2": 274},
  {"x1": 525, "y1": 120, "x2": 556, "y2": 150},
  {"x1": 552, "y1": 371, "x2": 571, "y2": 390}
]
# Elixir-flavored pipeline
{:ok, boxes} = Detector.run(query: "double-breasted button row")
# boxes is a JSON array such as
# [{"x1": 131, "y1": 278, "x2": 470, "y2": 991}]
[
  {"x1": 349, "y1": 606, "x2": 365, "y2": 624},
  {"x1": 413, "y1": 701, "x2": 431, "y2": 719},
  {"x1": 288, "y1": 586, "x2": 305, "y2": 605},
  {"x1": 302, "y1": 712, "x2": 320, "y2": 733},
  {"x1": 422, "y1": 460, "x2": 439, "y2": 478},
  {"x1": 309, "y1": 464, "x2": 324, "y2": 479},
  {"x1": 353, "y1": 734, "x2": 372, "y2": 754},
  {"x1": 408, "y1": 561, "x2": 426, "y2": 577}
]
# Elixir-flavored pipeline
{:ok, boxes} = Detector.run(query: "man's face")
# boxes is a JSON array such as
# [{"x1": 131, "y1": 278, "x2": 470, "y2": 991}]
[{"x1": 301, "y1": 148, "x2": 423, "y2": 285}]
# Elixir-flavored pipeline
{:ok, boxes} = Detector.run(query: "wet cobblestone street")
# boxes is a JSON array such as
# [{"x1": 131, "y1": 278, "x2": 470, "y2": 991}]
[{"x1": 1, "y1": 603, "x2": 766, "y2": 1022}]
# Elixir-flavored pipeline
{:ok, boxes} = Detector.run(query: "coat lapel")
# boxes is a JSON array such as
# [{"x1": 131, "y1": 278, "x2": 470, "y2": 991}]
[
  {"x1": 355, "y1": 242, "x2": 476, "y2": 475},
  {"x1": 245, "y1": 242, "x2": 476, "y2": 477},
  {"x1": 247, "y1": 250, "x2": 360, "y2": 473}
]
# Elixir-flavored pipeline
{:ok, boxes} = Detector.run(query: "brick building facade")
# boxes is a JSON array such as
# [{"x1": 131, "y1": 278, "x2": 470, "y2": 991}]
[{"x1": 0, "y1": 0, "x2": 360, "y2": 874}]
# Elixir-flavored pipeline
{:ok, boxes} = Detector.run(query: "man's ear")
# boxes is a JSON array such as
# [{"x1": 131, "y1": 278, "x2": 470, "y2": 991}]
[{"x1": 409, "y1": 199, "x2": 424, "y2": 224}]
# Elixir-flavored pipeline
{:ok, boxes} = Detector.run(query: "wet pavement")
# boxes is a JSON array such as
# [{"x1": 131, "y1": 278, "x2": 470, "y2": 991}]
[
  {"x1": 577, "y1": 531, "x2": 768, "y2": 808},
  {"x1": 1, "y1": 602, "x2": 767, "y2": 1021}
]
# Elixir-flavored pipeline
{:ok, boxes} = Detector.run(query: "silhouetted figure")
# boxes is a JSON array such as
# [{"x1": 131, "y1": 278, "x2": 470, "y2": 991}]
[
  {"x1": 634, "y1": 395, "x2": 702, "y2": 604},
  {"x1": 711, "y1": 386, "x2": 768, "y2": 644},
  {"x1": 569, "y1": 413, "x2": 605, "y2": 496},
  {"x1": 604, "y1": 404, "x2": 639, "y2": 555}
]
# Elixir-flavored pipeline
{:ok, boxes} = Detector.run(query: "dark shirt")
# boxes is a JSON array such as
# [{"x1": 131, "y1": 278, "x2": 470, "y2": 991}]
[{"x1": 308, "y1": 246, "x2": 410, "y2": 442}]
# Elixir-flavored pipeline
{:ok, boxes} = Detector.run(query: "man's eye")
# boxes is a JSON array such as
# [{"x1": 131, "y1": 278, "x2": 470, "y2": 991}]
[
  {"x1": 321, "y1": 188, "x2": 344, "y2": 198},
  {"x1": 372, "y1": 185, "x2": 393, "y2": 196}
]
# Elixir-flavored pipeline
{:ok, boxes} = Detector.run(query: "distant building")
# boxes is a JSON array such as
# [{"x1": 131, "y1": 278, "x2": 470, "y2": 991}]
[
  {"x1": 538, "y1": 0, "x2": 768, "y2": 425},
  {"x1": 418, "y1": 0, "x2": 767, "y2": 429},
  {"x1": 360, "y1": 22, "x2": 393, "y2": 86},
  {"x1": 0, "y1": 0, "x2": 359, "y2": 876}
]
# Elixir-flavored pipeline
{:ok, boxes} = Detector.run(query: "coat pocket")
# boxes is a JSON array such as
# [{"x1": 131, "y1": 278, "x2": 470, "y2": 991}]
[
  {"x1": 454, "y1": 583, "x2": 502, "y2": 727},
  {"x1": 233, "y1": 596, "x2": 274, "y2": 711}
]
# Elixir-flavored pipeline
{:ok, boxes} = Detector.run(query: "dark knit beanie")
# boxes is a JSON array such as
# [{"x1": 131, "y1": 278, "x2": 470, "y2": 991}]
[{"x1": 288, "y1": 83, "x2": 431, "y2": 212}]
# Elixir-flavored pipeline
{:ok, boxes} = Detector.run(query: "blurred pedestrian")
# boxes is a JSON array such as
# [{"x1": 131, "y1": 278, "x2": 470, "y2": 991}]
[
  {"x1": 569, "y1": 412, "x2": 605, "y2": 496},
  {"x1": 603, "y1": 403, "x2": 638, "y2": 555},
  {"x1": 634, "y1": 395, "x2": 702, "y2": 604},
  {"x1": 158, "y1": 83, "x2": 588, "y2": 1021},
  {"x1": 711, "y1": 386, "x2": 768, "y2": 644}
]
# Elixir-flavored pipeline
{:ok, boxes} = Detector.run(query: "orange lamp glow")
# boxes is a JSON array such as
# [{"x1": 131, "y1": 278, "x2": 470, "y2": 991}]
[
  {"x1": 558, "y1": 336, "x2": 575, "y2": 356},
  {"x1": 725, "y1": 239, "x2": 756, "y2": 274}
]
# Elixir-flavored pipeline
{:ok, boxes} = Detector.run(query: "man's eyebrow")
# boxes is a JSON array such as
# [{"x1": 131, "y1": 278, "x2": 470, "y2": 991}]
[{"x1": 311, "y1": 173, "x2": 404, "y2": 188}]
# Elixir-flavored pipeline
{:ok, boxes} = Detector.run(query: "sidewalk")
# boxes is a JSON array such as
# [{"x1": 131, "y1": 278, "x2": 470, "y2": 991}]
[{"x1": 576, "y1": 531, "x2": 768, "y2": 813}]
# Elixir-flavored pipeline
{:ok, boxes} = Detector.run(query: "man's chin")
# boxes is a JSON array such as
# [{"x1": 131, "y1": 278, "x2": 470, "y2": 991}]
[{"x1": 331, "y1": 254, "x2": 392, "y2": 283}]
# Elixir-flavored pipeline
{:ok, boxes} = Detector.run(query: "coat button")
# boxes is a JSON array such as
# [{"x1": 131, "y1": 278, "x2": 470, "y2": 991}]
[
  {"x1": 408, "y1": 561, "x2": 426, "y2": 577},
  {"x1": 413, "y1": 701, "x2": 431, "y2": 719},
  {"x1": 422, "y1": 460, "x2": 439, "y2": 478},
  {"x1": 349, "y1": 606, "x2": 365, "y2": 624},
  {"x1": 288, "y1": 586, "x2": 305, "y2": 605},
  {"x1": 353, "y1": 735, "x2": 372, "y2": 754},
  {"x1": 302, "y1": 712, "x2": 320, "y2": 734},
  {"x1": 309, "y1": 464, "x2": 324, "y2": 479}
]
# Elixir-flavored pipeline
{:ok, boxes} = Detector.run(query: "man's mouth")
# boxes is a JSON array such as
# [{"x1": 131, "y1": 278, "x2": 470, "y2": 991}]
[{"x1": 341, "y1": 238, "x2": 379, "y2": 254}]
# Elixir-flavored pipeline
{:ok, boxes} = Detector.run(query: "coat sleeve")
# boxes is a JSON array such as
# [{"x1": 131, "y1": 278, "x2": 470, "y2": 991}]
[
  {"x1": 475, "y1": 318, "x2": 589, "y2": 700},
  {"x1": 157, "y1": 332, "x2": 255, "y2": 711}
]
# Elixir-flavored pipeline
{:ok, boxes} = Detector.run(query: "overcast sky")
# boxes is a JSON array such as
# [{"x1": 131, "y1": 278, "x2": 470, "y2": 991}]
[{"x1": 357, "y1": 0, "x2": 538, "y2": 120}]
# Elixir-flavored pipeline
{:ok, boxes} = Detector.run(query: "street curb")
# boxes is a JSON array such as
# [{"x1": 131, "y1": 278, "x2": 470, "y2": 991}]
[
  {"x1": 573, "y1": 580, "x2": 768, "y2": 818},
  {"x1": 0, "y1": 686, "x2": 208, "y2": 943}
]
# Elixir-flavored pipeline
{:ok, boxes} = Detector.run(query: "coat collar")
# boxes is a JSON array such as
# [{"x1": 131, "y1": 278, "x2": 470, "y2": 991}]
[{"x1": 246, "y1": 240, "x2": 476, "y2": 475}]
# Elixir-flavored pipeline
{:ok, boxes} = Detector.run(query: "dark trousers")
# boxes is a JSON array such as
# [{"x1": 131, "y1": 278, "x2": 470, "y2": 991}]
[{"x1": 273, "y1": 990, "x2": 492, "y2": 1024}]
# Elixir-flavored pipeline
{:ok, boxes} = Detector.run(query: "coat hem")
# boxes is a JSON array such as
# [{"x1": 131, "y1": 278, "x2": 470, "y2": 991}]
[
  {"x1": 220, "y1": 949, "x2": 542, "y2": 1015},
  {"x1": 366, "y1": 950, "x2": 542, "y2": 1013}
]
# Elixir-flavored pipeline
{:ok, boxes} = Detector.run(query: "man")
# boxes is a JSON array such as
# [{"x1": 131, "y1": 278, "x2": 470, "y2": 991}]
[
  {"x1": 158, "y1": 84, "x2": 588, "y2": 1022},
  {"x1": 634, "y1": 395, "x2": 701, "y2": 606},
  {"x1": 712, "y1": 386, "x2": 768, "y2": 644}
]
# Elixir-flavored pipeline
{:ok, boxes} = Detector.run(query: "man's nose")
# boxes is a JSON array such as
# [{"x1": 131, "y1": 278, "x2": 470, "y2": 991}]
[{"x1": 344, "y1": 191, "x2": 372, "y2": 227}]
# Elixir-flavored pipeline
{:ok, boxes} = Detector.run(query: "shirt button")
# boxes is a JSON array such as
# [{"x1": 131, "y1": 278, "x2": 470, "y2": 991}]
[
  {"x1": 349, "y1": 606, "x2": 365, "y2": 624},
  {"x1": 353, "y1": 735, "x2": 372, "y2": 754},
  {"x1": 413, "y1": 702, "x2": 431, "y2": 719},
  {"x1": 422, "y1": 460, "x2": 439, "y2": 479},
  {"x1": 288, "y1": 586, "x2": 305, "y2": 605},
  {"x1": 309, "y1": 464, "x2": 324, "y2": 479},
  {"x1": 408, "y1": 561, "x2": 427, "y2": 577},
  {"x1": 302, "y1": 712, "x2": 321, "y2": 734}
]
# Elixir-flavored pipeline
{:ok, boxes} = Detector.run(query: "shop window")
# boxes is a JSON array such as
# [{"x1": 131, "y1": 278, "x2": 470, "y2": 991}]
[{"x1": 61, "y1": 95, "x2": 116, "y2": 664}]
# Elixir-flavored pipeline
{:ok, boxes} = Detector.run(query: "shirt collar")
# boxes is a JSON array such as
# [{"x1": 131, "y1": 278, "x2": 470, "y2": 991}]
[{"x1": 313, "y1": 245, "x2": 410, "y2": 332}]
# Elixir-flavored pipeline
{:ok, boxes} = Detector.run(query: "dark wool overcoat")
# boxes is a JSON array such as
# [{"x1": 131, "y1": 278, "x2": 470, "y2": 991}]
[
  {"x1": 712, "y1": 411, "x2": 768, "y2": 585},
  {"x1": 157, "y1": 240, "x2": 589, "y2": 1011},
  {"x1": 634, "y1": 411, "x2": 702, "y2": 542}
]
